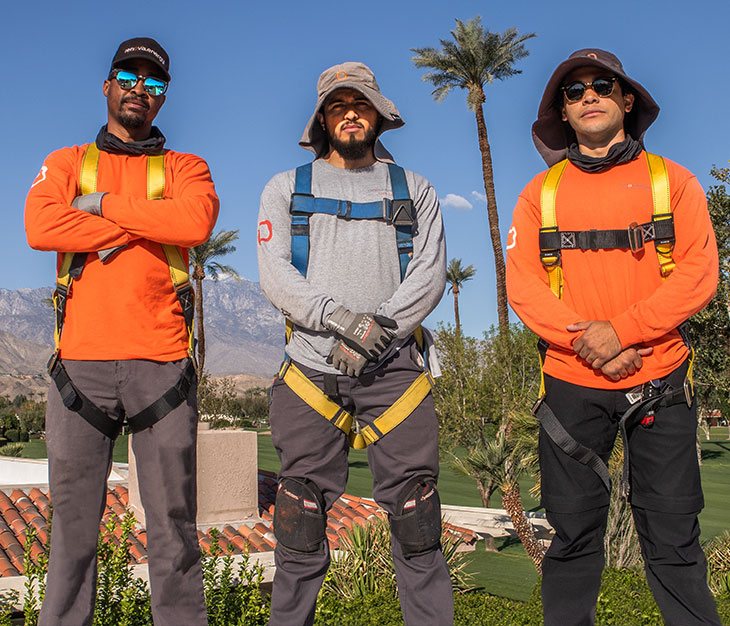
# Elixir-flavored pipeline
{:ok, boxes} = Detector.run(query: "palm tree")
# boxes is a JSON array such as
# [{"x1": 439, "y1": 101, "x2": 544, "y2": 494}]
[
  {"x1": 189, "y1": 230, "x2": 240, "y2": 374},
  {"x1": 446, "y1": 258, "x2": 476, "y2": 335},
  {"x1": 412, "y1": 18, "x2": 536, "y2": 333}
]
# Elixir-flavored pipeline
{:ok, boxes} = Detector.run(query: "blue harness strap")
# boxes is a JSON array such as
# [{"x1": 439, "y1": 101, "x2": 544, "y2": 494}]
[{"x1": 289, "y1": 162, "x2": 414, "y2": 280}]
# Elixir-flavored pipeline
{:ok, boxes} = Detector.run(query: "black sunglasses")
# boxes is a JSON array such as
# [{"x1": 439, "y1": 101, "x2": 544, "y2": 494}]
[
  {"x1": 111, "y1": 69, "x2": 168, "y2": 96},
  {"x1": 561, "y1": 77, "x2": 617, "y2": 103}
]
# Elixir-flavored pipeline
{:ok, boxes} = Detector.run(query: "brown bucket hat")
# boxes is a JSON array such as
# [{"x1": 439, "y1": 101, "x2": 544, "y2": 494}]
[
  {"x1": 299, "y1": 62, "x2": 404, "y2": 162},
  {"x1": 532, "y1": 48, "x2": 659, "y2": 166}
]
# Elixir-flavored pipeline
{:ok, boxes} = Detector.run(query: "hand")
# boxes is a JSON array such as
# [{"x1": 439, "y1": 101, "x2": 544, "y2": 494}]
[
  {"x1": 600, "y1": 346, "x2": 653, "y2": 381},
  {"x1": 568, "y1": 320, "x2": 622, "y2": 369},
  {"x1": 71, "y1": 192, "x2": 106, "y2": 216},
  {"x1": 324, "y1": 306, "x2": 398, "y2": 360},
  {"x1": 327, "y1": 340, "x2": 369, "y2": 377}
]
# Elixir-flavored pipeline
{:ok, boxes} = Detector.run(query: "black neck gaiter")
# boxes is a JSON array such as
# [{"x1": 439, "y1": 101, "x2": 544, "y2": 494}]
[
  {"x1": 567, "y1": 134, "x2": 643, "y2": 173},
  {"x1": 95, "y1": 125, "x2": 166, "y2": 156}
]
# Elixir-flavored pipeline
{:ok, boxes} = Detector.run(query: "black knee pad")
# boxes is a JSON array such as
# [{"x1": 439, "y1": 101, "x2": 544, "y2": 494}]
[
  {"x1": 389, "y1": 476, "x2": 442, "y2": 559},
  {"x1": 273, "y1": 477, "x2": 327, "y2": 553}
]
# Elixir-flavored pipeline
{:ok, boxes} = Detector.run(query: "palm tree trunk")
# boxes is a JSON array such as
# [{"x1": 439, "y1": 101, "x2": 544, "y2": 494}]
[
  {"x1": 502, "y1": 482, "x2": 547, "y2": 572},
  {"x1": 194, "y1": 275, "x2": 205, "y2": 375},
  {"x1": 473, "y1": 92, "x2": 509, "y2": 333},
  {"x1": 453, "y1": 286, "x2": 461, "y2": 335}
]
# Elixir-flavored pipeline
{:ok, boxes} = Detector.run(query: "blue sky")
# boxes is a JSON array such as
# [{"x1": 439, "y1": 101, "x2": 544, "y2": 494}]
[{"x1": 3, "y1": 0, "x2": 729, "y2": 338}]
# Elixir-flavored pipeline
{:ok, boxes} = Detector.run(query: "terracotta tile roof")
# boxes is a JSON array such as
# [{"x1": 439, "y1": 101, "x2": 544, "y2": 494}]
[{"x1": 0, "y1": 469, "x2": 476, "y2": 577}]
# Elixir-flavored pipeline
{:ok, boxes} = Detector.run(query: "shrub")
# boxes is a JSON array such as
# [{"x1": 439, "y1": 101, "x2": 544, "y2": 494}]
[
  {"x1": 0, "y1": 443, "x2": 25, "y2": 457},
  {"x1": 321, "y1": 514, "x2": 474, "y2": 602},
  {"x1": 19, "y1": 431, "x2": 29, "y2": 443},
  {"x1": 5, "y1": 429, "x2": 19, "y2": 443},
  {"x1": 706, "y1": 531, "x2": 730, "y2": 596}
]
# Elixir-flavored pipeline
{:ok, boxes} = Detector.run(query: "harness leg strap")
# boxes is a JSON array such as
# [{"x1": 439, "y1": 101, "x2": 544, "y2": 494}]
[
  {"x1": 127, "y1": 360, "x2": 196, "y2": 433},
  {"x1": 48, "y1": 359, "x2": 122, "y2": 441}
]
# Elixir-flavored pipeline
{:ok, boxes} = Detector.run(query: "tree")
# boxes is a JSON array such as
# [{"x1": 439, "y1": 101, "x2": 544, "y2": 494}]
[
  {"x1": 689, "y1": 167, "x2": 730, "y2": 419},
  {"x1": 433, "y1": 323, "x2": 548, "y2": 569},
  {"x1": 189, "y1": 230, "x2": 240, "y2": 374},
  {"x1": 412, "y1": 18, "x2": 535, "y2": 332},
  {"x1": 446, "y1": 258, "x2": 476, "y2": 335}
]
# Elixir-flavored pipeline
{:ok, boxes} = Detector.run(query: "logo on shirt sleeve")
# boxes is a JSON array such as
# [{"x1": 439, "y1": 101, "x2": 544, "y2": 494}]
[
  {"x1": 506, "y1": 226, "x2": 517, "y2": 250},
  {"x1": 257, "y1": 220, "x2": 273, "y2": 245},
  {"x1": 30, "y1": 165, "x2": 48, "y2": 188}
]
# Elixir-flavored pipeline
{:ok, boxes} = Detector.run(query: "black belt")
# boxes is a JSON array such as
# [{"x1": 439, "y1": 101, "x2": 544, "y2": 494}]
[{"x1": 48, "y1": 356, "x2": 196, "y2": 439}]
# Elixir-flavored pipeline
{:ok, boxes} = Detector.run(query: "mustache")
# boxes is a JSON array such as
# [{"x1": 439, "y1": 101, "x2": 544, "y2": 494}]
[{"x1": 121, "y1": 95, "x2": 150, "y2": 110}]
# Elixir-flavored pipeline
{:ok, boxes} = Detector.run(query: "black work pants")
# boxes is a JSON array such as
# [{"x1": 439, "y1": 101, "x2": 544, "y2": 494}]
[
  {"x1": 540, "y1": 361, "x2": 720, "y2": 626},
  {"x1": 267, "y1": 342, "x2": 453, "y2": 626}
]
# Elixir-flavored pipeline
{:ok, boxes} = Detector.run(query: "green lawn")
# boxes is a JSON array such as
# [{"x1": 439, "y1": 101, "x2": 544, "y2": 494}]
[{"x1": 18, "y1": 426, "x2": 730, "y2": 603}]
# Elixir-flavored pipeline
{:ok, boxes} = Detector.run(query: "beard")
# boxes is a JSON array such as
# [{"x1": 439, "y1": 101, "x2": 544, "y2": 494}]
[
  {"x1": 116, "y1": 96, "x2": 149, "y2": 129},
  {"x1": 327, "y1": 118, "x2": 381, "y2": 161}
]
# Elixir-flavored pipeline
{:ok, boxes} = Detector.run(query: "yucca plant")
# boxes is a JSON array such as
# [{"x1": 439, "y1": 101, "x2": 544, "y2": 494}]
[
  {"x1": 706, "y1": 531, "x2": 730, "y2": 596},
  {"x1": 321, "y1": 514, "x2": 474, "y2": 600}
]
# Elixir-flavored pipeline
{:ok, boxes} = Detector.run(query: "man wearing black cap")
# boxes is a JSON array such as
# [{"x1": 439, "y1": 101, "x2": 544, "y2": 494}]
[
  {"x1": 507, "y1": 49, "x2": 720, "y2": 625},
  {"x1": 257, "y1": 62, "x2": 452, "y2": 625},
  {"x1": 25, "y1": 37, "x2": 218, "y2": 625}
]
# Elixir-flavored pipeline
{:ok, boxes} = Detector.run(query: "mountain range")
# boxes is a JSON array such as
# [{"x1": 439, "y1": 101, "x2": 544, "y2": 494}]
[{"x1": 0, "y1": 279, "x2": 285, "y2": 398}]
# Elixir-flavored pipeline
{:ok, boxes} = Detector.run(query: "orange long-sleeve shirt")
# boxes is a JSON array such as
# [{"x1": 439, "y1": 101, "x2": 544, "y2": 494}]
[
  {"x1": 506, "y1": 154, "x2": 718, "y2": 389},
  {"x1": 25, "y1": 143, "x2": 219, "y2": 361}
]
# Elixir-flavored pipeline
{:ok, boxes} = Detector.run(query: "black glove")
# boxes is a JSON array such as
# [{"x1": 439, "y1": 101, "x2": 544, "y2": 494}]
[
  {"x1": 327, "y1": 340, "x2": 369, "y2": 377},
  {"x1": 324, "y1": 306, "x2": 398, "y2": 360}
]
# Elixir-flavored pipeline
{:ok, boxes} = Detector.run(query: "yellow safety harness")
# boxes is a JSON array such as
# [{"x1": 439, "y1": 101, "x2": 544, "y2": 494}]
[
  {"x1": 47, "y1": 142, "x2": 197, "y2": 440},
  {"x1": 532, "y1": 153, "x2": 695, "y2": 496},
  {"x1": 277, "y1": 320, "x2": 434, "y2": 450},
  {"x1": 280, "y1": 324, "x2": 433, "y2": 450},
  {"x1": 51, "y1": 142, "x2": 195, "y2": 362}
]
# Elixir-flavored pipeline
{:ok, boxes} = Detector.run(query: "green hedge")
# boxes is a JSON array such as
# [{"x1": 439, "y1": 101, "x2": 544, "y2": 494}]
[{"x1": 312, "y1": 570, "x2": 730, "y2": 625}]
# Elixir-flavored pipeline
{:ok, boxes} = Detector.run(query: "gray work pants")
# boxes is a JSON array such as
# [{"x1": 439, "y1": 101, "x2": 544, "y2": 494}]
[
  {"x1": 268, "y1": 341, "x2": 454, "y2": 626},
  {"x1": 39, "y1": 359, "x2": 207, "y2": 626}
]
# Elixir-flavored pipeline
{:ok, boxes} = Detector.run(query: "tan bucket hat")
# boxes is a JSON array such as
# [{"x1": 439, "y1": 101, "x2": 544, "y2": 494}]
[{"x1": 299, "y1": 62, "x2": 404, "y2": 162}]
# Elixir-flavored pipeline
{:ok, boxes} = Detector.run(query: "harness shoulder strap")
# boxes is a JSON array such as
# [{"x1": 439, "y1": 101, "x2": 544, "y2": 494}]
[
  {"x1": 539, "y1": 160, "x2": 568, "y2": 299},
  {"x1": 645, "y1": 152, "x2": 675, "y2": 277}
]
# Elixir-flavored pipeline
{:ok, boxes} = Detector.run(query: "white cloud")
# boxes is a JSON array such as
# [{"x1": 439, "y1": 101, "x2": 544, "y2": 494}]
[
  {"x1": 440, "y1": 194, "x2": 473, "y2": 211},
  {"x1": 471, "y1": 190, "x2": 487, "y2": 204}
]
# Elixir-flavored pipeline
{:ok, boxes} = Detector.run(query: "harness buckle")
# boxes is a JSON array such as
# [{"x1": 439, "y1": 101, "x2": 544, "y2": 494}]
[
  {"x1": 684, "y1": 377, "x2": 693, "y2": 408},
  {"x1": 627, "y1": 222, "x2": 644, "y2": 252},
  {"x1": 531, "y1": 393, "x2": 545, "y2": 416},
  {"x1": 47, "y1": 350, "x2": 60, "y2": 376},
  {"x1": 337, "y1": 201, "x2": 352, "y2": 219},
  {"x1": 391, "y1": 199, "x2": 414, "y2": 226}
]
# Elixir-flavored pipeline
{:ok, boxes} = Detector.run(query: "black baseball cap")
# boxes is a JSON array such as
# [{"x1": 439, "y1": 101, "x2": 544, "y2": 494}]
[{"x1": 110, "y1": 37, "x2": 170, "y2": 82}]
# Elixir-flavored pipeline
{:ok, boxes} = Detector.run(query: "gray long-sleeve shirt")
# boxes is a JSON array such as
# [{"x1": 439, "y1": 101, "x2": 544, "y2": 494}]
[{"x1": 257, "y1": 159, "x2": 446, "y2": 374}]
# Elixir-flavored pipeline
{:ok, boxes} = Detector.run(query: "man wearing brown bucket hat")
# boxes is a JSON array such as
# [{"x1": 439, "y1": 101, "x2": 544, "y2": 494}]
[
  {"x1": 257, "y1": 62, "x2": 452, "y2": 625},
  {"x1": 507, "y1": 49, "x2": 720, "y2": 625},
  {"x1": 25, "y1": 37, "x2": 217, "y2": 625}
]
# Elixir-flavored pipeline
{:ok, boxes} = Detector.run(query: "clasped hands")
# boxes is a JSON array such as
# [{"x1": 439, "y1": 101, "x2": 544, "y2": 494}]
[
  {"x1": 325, "y1": 306, "x2": 398, "y2": 377},
  {"x1": 568, "y1": 320, "x2": 652, "y2": 381}
]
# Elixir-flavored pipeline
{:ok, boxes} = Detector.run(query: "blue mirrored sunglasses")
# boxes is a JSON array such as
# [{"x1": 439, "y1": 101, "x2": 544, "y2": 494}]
[{"x1": 112, "y1": 69, "x2": 168, "y2": 96}]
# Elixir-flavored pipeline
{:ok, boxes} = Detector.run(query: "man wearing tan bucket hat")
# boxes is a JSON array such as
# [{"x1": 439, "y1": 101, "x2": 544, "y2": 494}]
[
  {"x1": 507, "y1": 49, "x2": 720, "y2": 625},
  {"x1": 257, "y1": 62, "x2": 452, "y2": 625}
]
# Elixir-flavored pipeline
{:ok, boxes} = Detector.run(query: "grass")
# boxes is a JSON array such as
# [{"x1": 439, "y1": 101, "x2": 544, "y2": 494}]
[
  {"x1": 21, "y1": 434, "x2": 130, "y2": 464},
  {"x1": 15, "y1": 426, "x2": 730, "y2": 603}
]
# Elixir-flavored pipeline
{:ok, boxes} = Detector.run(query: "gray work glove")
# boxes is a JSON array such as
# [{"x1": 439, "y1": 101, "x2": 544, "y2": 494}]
[
  {"x1": 324, "y1": 306, "x2": 398, "y2": 360},
  {"x1": 98, "y1": 245, "x2": 127, "y2": 263},
  {"x1": 71, "y1": 192, "x2": 106, "y2": 216},
  {"x1": 327, "y1": 340, "x2": 369, "y2": 377}
]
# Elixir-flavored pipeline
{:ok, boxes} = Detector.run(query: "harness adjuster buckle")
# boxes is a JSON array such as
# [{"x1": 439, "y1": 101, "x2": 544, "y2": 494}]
[
  {"x1": 391, "y1": 199, "x2": 414, "y2": 226},
  {"x1": 540, "y1": 249, "x2": 561, "y2": 267},
  {"x1": 337, "y1": 201, "x2": 352, "y2": 219},
  {"x1": 683, "y1": 377, "x2": 693, "y2": 408},
  {"x1": 627, "y1": 222, "x2": 644, "y2": 252},
  {"x1": 47, "y1": 351, "x2": 60, "y2": 376},
  {"x1": 531, "y1": 393, "x2": 545, "y2": 416}
]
